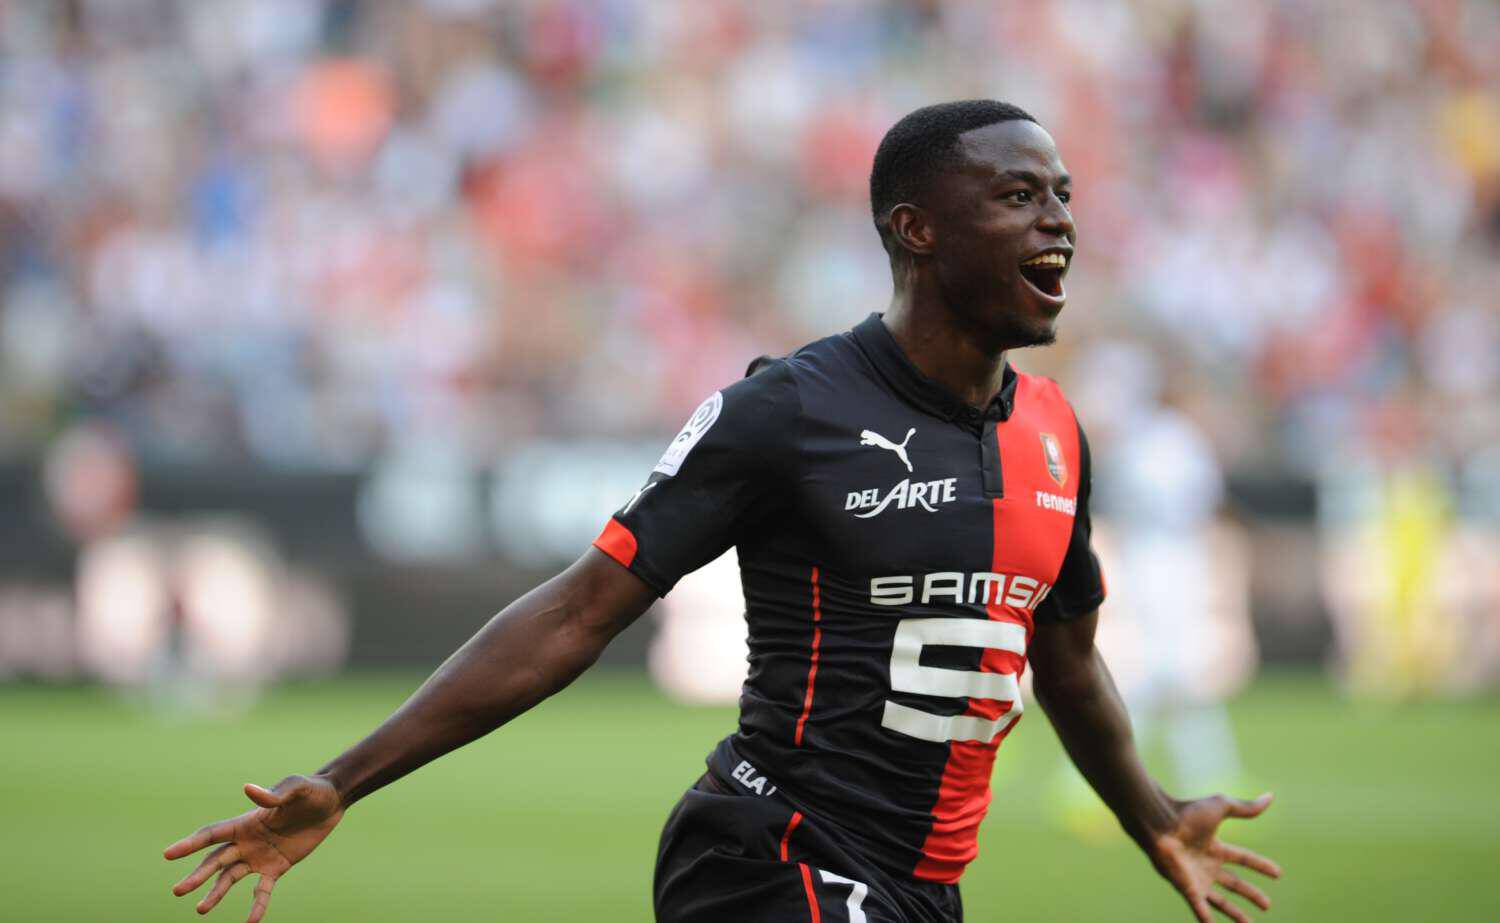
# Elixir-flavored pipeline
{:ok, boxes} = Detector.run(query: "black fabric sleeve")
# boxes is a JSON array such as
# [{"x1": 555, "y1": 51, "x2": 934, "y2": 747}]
[
  {"x1": 597, "y1": 360, "x2": 801, "y2": 596},
  {"x1": 1033, "y1": 419, "x2": 1107, "y2": 623}
]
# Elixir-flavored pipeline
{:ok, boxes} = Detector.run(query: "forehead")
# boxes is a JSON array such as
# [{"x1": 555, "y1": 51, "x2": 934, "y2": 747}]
[{"x1": 953, "y1": 120, "x2": 1066, "y2": 181}]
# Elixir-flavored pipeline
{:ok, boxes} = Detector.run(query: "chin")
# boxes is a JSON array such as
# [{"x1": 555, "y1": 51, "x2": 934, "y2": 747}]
[
  {"x1": 947, "y1": 286, "x2": 1060, "y2": 351},
  {"x1": 1013, "y1": 320, "x2": 1057, "y2": 349},
  {"x1": 1030, "y1": 324, "x2": 1059, "y2": 347},
  {"x1": 1011, "y1": 290, "x2": 1063, "y2": 347},
  {"x1": 980, "y1": 309, "x2": 1057, "y2": 350}
]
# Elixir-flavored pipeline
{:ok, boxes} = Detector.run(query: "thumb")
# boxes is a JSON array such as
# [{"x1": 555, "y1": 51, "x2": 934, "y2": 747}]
[
  {"x1": 244, "y1": 783, "x2": 286, "y2": 809},
  {"x1": 1223, "y1": 792, "x2": 1273, "y2": 819}
]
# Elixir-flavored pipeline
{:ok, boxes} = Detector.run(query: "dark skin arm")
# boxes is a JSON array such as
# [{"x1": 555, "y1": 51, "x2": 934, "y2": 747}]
[
  {"x1": 163, "y1": 549, "x2": 656, "y2": 922},
  {"x1": 1029, "y1": 610, "x2": 1283, "y2": 923}
]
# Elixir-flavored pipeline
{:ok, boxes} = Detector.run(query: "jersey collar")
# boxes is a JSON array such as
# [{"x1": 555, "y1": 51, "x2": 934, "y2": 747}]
[{"x1": 851, "y1": 313, "x2": 1017, "y2": 430}]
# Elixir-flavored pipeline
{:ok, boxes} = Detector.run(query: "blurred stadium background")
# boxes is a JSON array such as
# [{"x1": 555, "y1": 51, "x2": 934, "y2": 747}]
[{"x1": 1, "y1": 0, "x2": 1497, "y2": 920}]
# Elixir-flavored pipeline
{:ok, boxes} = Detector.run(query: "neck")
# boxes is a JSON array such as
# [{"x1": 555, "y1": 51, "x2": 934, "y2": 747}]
[{"x1": 883, "y1": 285, "x2": 1009, "y2": 409}]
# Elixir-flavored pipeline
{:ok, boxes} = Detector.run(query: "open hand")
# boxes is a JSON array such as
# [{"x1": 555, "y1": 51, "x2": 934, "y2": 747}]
[
  {"x1": 164, "y1": 775, "x2": 344, "y2": 922},
  {"x1": 1149, "y1": 793, "x2": 1282, "y2": 923}
]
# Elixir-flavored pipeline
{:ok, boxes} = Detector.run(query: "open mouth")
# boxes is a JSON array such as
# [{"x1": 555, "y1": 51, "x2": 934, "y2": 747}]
[{"x1": 1018, "y1": 252, "x2": 1068, "y2": 299}]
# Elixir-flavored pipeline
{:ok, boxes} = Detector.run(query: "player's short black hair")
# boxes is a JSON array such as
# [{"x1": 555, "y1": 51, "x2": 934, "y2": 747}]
[{"x1": 869, "y1": 100, "x2": 1038, "y2": 252}]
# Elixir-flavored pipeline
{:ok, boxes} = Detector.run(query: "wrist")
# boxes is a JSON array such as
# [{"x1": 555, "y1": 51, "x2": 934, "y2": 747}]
[
  {"x1": 1122, "y1": 787, "x2": 1181, "y2": 854},
  {"x1": 314, "y1": 761, "x2": 362, "y2": 810}
]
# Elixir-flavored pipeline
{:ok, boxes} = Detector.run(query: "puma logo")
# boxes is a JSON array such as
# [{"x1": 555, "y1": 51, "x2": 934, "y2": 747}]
[{"x1": 860, "y1": 427, "x2": 916, "y2": 472}]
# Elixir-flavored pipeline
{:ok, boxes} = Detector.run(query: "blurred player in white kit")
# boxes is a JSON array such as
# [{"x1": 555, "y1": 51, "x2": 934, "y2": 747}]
[{"x1": 1056, "y1": 344, "x2": 1256, "y2": 829}]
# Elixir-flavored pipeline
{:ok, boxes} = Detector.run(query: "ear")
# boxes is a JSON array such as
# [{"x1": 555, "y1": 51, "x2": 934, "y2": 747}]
[{"x1": 888, "y1": 203, "x2": 935, "y2": 257}]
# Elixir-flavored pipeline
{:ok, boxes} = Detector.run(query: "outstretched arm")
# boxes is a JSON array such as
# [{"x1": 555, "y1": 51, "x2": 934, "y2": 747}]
[
  {"x1": 1029, "y1": 610, "x2": 1282, "y2": 923},
  {"x1": 163, "y1": 549, "x2": 655, "y2": 921},
  {"x1": 317, "y1": 548, "x2": 655, "y2": 805}
]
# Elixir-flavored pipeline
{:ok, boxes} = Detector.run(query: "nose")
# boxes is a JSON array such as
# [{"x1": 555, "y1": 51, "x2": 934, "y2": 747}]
[{"x1": 1038, "y1": 193, "x2": 1074, "y2": 238}]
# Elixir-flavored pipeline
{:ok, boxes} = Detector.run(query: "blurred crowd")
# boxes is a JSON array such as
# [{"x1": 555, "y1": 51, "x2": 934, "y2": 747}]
[
  {"x1": 1, "y1": 0, "x2": 1498, "y2": 697},
  {"x1": 0, "y1": 0, "x2": 1495, "y2": 484}
]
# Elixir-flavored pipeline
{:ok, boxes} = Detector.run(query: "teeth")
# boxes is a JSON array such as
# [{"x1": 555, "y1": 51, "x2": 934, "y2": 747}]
[{"x1": 1021, "y1": 253, "x2": 1068, "y2": 268}]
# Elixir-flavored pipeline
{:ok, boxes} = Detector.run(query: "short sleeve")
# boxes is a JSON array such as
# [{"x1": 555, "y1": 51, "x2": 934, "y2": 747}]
[
  {"x1": 1034, "y1": 419, "x2": 1107, "y2": 623},
  {"x1": 592, "y1": 360, "x2": 800, "y2": 596}
]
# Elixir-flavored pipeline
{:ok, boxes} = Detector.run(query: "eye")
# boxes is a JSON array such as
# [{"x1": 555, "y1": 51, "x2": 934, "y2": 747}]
[
  {"x1": 1002, "y1": 189, "x2": 1032, "y2": 204},
  {"x1": 1057, "y1": 190, "x2": 1071, "y2": 204}
]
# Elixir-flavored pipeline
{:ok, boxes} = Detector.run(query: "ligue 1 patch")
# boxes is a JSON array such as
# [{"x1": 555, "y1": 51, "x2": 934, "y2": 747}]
[
  {"x1": 1039, "y1": 431, "x2": 1068, "y2": 488},
  {"x1": 654, "y1": 391, "x2": 723, "y2": 476}
]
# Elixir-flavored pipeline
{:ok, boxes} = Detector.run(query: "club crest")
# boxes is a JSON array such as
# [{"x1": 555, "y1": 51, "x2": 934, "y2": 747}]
[{"x1": 1039, "y1": 432, "x2": 1067, "y2": 488}]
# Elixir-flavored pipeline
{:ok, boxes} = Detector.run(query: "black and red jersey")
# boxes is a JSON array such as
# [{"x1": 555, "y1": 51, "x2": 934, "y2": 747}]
[{"x1": 594, "y1": 313, "x2": 1106, "y2": 884}]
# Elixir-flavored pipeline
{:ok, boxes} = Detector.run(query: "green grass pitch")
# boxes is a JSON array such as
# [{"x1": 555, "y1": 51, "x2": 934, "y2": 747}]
[{"x1": 2, "y1": 671, "x2": 1496, "y2": 921}]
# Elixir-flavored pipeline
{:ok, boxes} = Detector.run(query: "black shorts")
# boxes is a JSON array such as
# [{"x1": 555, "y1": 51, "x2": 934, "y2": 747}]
[{"x1": 654, "y1": 771, "x2": 963, "y2": 923}]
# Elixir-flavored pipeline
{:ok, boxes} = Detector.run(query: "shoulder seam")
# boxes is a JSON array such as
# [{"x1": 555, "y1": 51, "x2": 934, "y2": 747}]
[
  {"x1": 770, "y1": 357, "x2": 806, "y2": 477},
  {"x1": 739, "y1": 356, "x2": 805, "y2": 477}
]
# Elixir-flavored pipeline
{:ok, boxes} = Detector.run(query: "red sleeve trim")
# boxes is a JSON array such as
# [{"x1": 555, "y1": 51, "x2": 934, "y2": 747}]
[{"x1": 592, "y1": 518, "x2": 638, "y2": 568}]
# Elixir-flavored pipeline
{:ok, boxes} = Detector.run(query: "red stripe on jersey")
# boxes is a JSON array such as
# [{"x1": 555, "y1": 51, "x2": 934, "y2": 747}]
[
  {"x1": 798, "y1": 862, "x2": 821, "y2": 923},
  {"x1": 780, "y1": 811, "x2": 804, "y2": 862},
  {"x1": 592, "y1": 518, "x2": 638, "y2": 568},
  {"x1": 913, "y1": 375, "x2": 1081, "y2": 883},
  {"x1": 793, "y1": 566, "x2": 823, "y2": 746},
  {"x1": 991, "y1": 378, "x2": 1079, "y2": 589},
  {"x1": 910, "y1": 501, "x2": 1022, "y2": 881}
]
